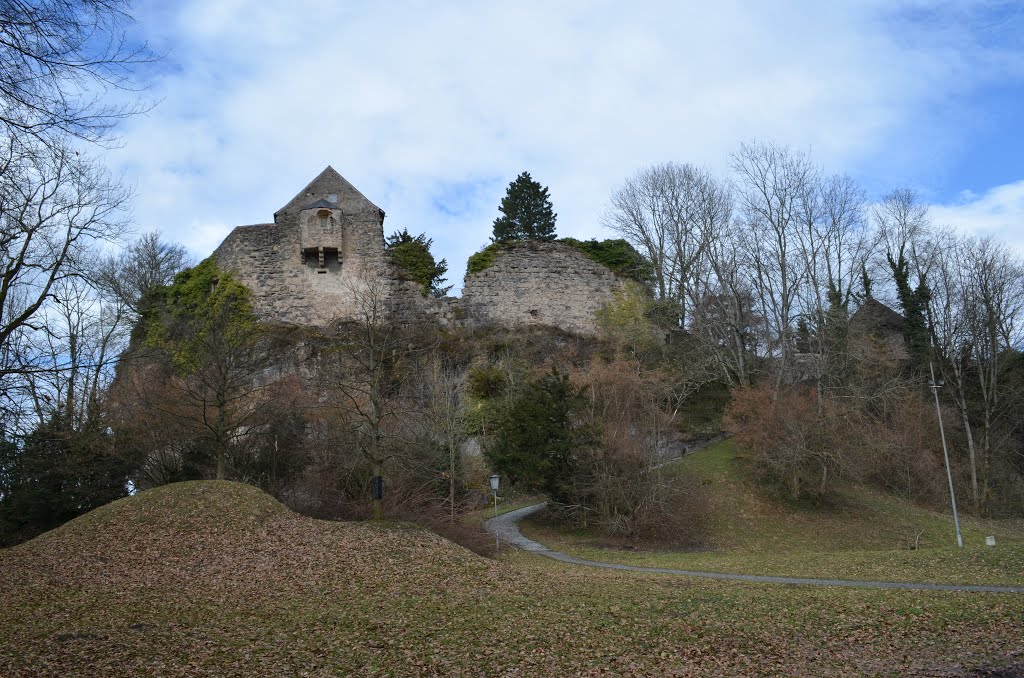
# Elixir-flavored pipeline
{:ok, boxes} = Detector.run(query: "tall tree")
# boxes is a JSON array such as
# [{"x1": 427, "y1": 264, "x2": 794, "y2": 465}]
[
  {"x1": 492, "y1": 172, "x2": 557, "y2": 242},
  {"x1": 731, "y1": 141, "x2": 818, "y2": 395},
  {"x1": 127, "y1": 259, "x2": 274, "y2": 481},
  {"x1": 384, "y1": 228, "x2": 451, "y2": 298},
  {"x1": 0, "y1": 146, "x2": 129, "y2": 429},
  {"x1": 604, "y1": 162, "x2": 730, "y2": 328},
  {"x1": 874, "y1": 188, "x2": 932, "y2": 371},
  {"x1": 486, "y1": 369, "x2": 585, "y2": 505},
  {"x1": 327, "y1": 276, "x2": 434, "y2": 520},
  {"x1": 0, "y1": 0, "x2": 152, "y2": 430}
]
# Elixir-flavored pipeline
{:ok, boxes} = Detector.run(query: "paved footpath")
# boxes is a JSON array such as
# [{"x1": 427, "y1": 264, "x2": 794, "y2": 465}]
[{"x1": 484, "y1": 503, "x2": 1024, "y2": 593}]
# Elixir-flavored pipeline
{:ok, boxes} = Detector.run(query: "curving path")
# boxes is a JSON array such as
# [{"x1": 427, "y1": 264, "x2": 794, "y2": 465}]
[{"x1": 484, "y1": 503, "x2": 1024, "y2": 593}]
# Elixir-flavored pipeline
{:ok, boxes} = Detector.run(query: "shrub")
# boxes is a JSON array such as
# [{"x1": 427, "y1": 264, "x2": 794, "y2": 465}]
[
  {"x1": 571, "y1": 359, "x2": 707, "y2": 544},
  {"x1": 385, "y1": 228, "x2": 451, "y2": 297},
  {"x1": 485, "y1": 370, "x2": 590, "y2": 504},
  {"x1": 466, "y1": 241, "x2": 508, "y2": 274},
  {"x1": 559, "y1": 237, "x2": 654, "y2": 286},
  {"x1": 725, "y1": 385, "x2": 856, "y2": 505}
]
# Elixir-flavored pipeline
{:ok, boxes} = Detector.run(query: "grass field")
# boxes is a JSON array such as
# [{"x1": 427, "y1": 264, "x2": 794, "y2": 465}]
[
  {"x1": 1, "y1": 473, "x2": 1023, "y2": 675},
  {"x1": 521, "y1": 440, "x2": 1024, "y2": 587}
]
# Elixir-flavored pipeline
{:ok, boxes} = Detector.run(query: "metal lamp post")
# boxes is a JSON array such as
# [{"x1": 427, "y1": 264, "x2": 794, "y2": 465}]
[{"x1": 929, "y1": 360, "x2": 964, "y2": 548}]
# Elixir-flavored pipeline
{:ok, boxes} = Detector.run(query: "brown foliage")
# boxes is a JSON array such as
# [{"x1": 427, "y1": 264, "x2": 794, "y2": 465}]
[
  {"x1": 725, "y1": 385, "x2": 856, "y2": 504},
  {"x1": 725, "y1": 379, "x2": 953, "y2": 509},
  {"x1": 569, "y1": 359, "x2": 708, "y2": 544}
]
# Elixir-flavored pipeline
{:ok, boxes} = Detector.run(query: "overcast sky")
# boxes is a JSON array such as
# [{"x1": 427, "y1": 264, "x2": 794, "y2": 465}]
[{"x1": 109, "y1": 1, "x2": 1024, "y2": 293}]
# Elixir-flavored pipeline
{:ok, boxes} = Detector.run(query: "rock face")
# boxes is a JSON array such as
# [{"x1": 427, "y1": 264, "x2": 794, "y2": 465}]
[
  {"x1": 214, "y1": 168, "x2": 624, "y2": 335},
  {"x1": 458, "y1": 241, "x2": 626, "y2": 335}
]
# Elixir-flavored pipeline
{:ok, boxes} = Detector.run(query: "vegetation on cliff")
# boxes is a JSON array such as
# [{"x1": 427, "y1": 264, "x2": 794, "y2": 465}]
[
  {"x1": 466, "y1": 237, "x2": 653, "y2": 286},
  {"x1": 385, "y1": 228, "x2": 452, "y2": 297},
  {"x1": 560, "y1": 237, "x2": 654, "y2": 286}
]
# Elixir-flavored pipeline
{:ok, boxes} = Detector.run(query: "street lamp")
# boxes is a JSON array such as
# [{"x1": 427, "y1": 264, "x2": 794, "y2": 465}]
[
  {"x1": 929, "y1": 360, "x2": 963, "y2": 548},
  {"x1": 488, "y1": 475, "x2": 500, "y2": 518}
]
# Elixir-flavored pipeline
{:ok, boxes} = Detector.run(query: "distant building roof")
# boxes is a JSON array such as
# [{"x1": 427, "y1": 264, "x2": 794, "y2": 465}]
[
  {"x1": 851, "y1": 298, "x2": 905, "y2": 333},
  {"x1": 274, "y1": 166, "x2": 384, "y2": 223}
]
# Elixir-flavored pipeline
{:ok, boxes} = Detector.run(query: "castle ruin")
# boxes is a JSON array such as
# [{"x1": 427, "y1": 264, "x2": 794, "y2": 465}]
[{"x1": 214, "y1": 167, "x2": 627, "y2": 335}]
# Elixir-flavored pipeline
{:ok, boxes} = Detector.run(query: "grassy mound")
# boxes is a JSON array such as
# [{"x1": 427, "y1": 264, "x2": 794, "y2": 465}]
[{"x1": 2, "y1": 480, "x2": 500, "y2": 598}]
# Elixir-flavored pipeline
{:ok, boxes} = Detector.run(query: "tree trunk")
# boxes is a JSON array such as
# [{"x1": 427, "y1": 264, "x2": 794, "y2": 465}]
[
  {"x1": 449, "y1": 441, "x2": 456, "y2": 522},
  {"x1": 957, "y1": 399, "x2": 980, "y2": 510},
  {"x1": 372, "y1": 462, "x2": 383, "y2": 521}
]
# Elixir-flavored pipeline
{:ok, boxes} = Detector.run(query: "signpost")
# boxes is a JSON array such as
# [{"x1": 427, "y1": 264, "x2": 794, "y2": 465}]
[{"x1": 489, "y1": 475, "x2": 500, "y2": 553}]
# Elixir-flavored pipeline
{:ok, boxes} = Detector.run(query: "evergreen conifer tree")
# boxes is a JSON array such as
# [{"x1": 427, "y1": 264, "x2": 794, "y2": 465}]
[
  {"x1": 385, "y1": 229, "x2": 451, "y2": 297},
  {"x1": 492, "y1": 172, "x2": 557, "y2": 242},
  {"x1": 887, "y1": 251, "x2": 932, "y2": 371}
]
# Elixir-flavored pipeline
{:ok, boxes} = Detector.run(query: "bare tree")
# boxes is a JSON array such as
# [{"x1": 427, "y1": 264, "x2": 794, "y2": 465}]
[
  {"x1": 94, "y1": 232, "x2": 191, "y2": 317},
  {"x1": 605, "y1": 164, "x2": 673, "y2": 301},
  {"x1": 604, "y1": 162, "x2": 728, "y2": 328},
  {"x1": 792, "y1": 173, "x2": 872, "y2": 409},
  {"x1": 327, "y1": 276, "x2": 435, "y2": 520},
  {"x1": 873, "y1": 188, "x2": 934, "y2": 369},
  {"x1": 0, "y1": 0, "x2": 153, "y2": 428},
  {"x1": 424, "y1": 357, "x2": 468, "y2": 520},
  {"x1": 927, "y1": 229, "x2": 981, "y2": 507},
  {"x1": 27, "y1": 272, "x2": 127, "y2": 430},
  {"x1": 0, "y1": 0, "x2": 152, "y2": 149},
  {"x1": 109, "y1": 259, "x2": 280, "y2": 482},
  {"x1": 0, "y1": 144, "x2": 128, "y2": 427},
  {"x1": 731, "y1": 141, "x2": 818, "y2": 394},
  {"x1": 691, "y1": 219, "x2": 759, "y2": 386},
  {"x1": 962, "y1": 237, "x2": 1024, "y2": 506}
]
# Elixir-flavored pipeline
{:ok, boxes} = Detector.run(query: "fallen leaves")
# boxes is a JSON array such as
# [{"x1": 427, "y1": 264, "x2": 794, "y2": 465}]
[{"x1": 0, "y1": 481, "x2": 1021, "y2": 676}]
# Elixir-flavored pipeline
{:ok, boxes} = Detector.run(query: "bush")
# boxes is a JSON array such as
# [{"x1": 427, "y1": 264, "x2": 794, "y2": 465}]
[
  {"x1": 385, "y1": 228, "x2": 451, "y2": 297},
  {"x1": 725, "y1": 386, "x2": 856, "y2": 505},
  {"x1": 466, "y1": 241, "x2": 508, "y2": 274},
  {"x1": 0, "y1": 420, "x2": 131, "y2": 546},
  {"x1": 571, "y1": 359, "x2": 706, "y2": 544},
  {"x1": 485, "y1": 369, "x2": 590, "y2": 504},
  {"x1": 559, "y1": 237, "x2": 654, "y2": 286}
]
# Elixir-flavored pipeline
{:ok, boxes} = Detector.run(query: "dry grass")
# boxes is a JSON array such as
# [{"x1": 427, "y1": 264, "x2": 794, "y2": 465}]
[{"x1": 1, "y1": 480, "x2": 1023, "y2": 676}]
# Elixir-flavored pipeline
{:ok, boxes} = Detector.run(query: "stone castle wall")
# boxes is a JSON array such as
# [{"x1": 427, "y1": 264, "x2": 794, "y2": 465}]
[
  {"x1": 212, "y1": 168, "x2": 624, "y2": 335},
  {"x1": 214, "y1": 168, "x2": 451, "y2": 328},
  {"x1": 457, "y1": 241, "x2": 625, "y2": 336}
]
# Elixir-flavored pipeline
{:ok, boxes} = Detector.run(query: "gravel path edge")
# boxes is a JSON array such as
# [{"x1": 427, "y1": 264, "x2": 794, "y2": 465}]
[{"x1": 484, "y1": 503, "x2": 1024, "y2": 593}]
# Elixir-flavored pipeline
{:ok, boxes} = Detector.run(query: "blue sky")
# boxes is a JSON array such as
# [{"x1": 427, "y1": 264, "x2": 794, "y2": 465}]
[{"x1": 108, "y1": 1, "x2": 1024, "y2": 293}]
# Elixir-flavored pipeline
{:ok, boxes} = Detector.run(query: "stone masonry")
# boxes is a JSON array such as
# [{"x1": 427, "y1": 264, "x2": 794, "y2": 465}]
[
  {"x1": 214, "y1": 167, "x2": 428, "y2": 327},
  {"x1": 213, "y1": 168, "x2": 626, "y2": 335},
  {"x1": 458, "y1": 241, "x2": 626, "y2": 335}
]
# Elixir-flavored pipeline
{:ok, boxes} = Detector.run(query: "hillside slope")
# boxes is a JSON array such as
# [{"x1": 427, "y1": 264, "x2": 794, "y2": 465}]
[
  {"x1": 521, "y1": 440, "x2": 1024, "y2": 586},
  {"x1": 2, "y1": 478, "x2": 1023, "y2": 676},
  {"x1": 2, "y1": 480, "x2": 498, "y2": 595}
]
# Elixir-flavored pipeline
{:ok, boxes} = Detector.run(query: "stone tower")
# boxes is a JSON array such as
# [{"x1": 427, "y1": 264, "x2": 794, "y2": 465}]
[{"x1": 214, "y1": 167, "x2": 395, "y2": 326}]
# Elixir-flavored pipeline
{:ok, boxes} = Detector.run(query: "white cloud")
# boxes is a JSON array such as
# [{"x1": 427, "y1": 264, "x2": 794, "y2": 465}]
[
  {"x1": 931, "y1": 181, "x2": 1024, "y2": 255},
  {"x1": 108, "y1": 0, "x2": 1024, "y2": 292}
]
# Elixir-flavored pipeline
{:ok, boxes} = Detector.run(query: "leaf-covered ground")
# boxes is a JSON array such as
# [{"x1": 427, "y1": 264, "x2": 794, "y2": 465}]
[{"x1": 2, "y1": 481, "x2": 1023, "y2": 676}]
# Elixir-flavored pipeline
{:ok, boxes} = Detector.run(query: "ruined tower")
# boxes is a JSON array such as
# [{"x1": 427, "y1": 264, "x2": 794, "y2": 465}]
[{"x1": 214, "y1": 167, "x2": 396, "y2": 326}]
